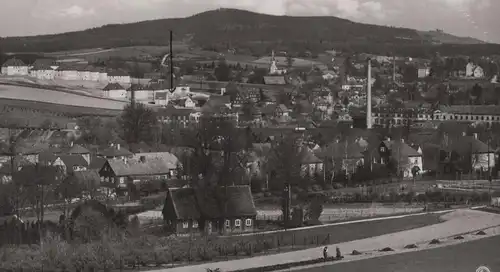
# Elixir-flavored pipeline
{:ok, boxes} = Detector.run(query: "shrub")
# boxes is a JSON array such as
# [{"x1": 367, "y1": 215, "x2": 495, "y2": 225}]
[
  {"x1": 379, "y1": 247, "x2": 394, "y2": 252},
  {"x1": 476, "y1": 230, "x2": 486, "y2": 235},
  {"x1": 404, "y1": 244, "x2": 418, "y2": 249},
  {"x1": 454, "y1": 235, "x2": 464, "y2": 240},
  {"x1": 429, "y1": 239, "x2": 440, "y2": 245},
  {"x1": 351, "y1": 250, "x2": 362, "y2": 255}
]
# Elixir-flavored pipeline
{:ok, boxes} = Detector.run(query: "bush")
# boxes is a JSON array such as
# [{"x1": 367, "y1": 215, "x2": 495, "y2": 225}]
[
  {"x1": 454, "y1": 235, "x2": 464, "y2": 240},
  {"x1": 351, "y1": 250, "x2": 362, "y2": 255},
  {"x1": 476, "y1": 230, "x2": 486, "y2": 235},
  {"x1": 404, "y1": 244, "x2": 418, "y2": 249},
  {"x1": 429, "y1": 239, "x2": 440, "y2": 245},
  {"x1": 379, "y1": 247, "x2": 394, "y2": 252}
]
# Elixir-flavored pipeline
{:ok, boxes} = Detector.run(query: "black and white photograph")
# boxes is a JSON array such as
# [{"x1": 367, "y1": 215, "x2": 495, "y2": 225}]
[{"x1": 0, "y1": 0, "x2": 499, "y2": 271}]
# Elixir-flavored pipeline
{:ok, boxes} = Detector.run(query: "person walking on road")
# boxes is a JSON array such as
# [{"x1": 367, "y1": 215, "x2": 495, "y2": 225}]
[{"x1": 323, "y1": 246, "x2": 328, "y2": 261}]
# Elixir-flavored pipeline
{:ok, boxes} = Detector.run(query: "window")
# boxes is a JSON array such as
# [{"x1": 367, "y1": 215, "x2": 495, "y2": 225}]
[
  {"x1": 225, "y1": 219, "x2": 230, "y2": 228},
  {"x1": 245, "y1": 219, "x2": 253, "y2": 227},
  {"x1": 235, "y1": 219, "x2": 241, "y2": 227},
  {"x1": 192, "y1": 220, "x2": 198, "y2": 228},
  {"x1": 182, "y1": 221, "x2": 189, "y2": 229}
]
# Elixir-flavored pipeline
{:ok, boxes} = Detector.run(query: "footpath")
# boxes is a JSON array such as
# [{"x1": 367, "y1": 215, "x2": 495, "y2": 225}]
[{"x1": 150, "y1": 208, "x2": 500, "y2": 272}]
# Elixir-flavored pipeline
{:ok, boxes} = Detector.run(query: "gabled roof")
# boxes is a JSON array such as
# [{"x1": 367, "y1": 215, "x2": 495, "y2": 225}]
[
  {"x1": 68, "y1": 144, "x2": 90, "y2": 155},
  {"x1": 98, "y1": 146, "x2": 133, "y2": 158},
  {"x1": 57, "y1": 154, "x2": 89, "y2": 169},
  {"x1": 166, "y1": 185, "x2": 256, "y2": 220},
  {"x1": 448, "y1": 136, "x2": 491, "y2": 154},
  {"x1": 300, "y1": 148, "x2": 323, "y2": 164},
  {"x1": 32, "y1": 59, "x2": 56, "y2": 67},
  {"x1": 2, "y1": 58, "x2": 26, "y2": 67},
  {"x1": 104, "y1": 154, "x2": 178, "y2": 176},
  {"x1": 103, "y1": 83, "x2": 125, "y2": 91},
  {"x1": 383, "y1": 140, "x2": 421, "y2": 158}
]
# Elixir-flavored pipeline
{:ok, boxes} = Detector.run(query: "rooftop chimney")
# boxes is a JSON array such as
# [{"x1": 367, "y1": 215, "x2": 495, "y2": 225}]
[
  {"x1": 116, "y1": 144, "x2": 121, "y2": 150},
  {"x1": 366, "y1": 58, "x2": 372, "y2": 129}
]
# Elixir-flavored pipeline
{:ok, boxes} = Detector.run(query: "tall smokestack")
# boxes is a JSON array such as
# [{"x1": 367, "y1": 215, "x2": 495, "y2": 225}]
[
  {"x1": 169, "y1": 30, "x2": 174, "y2": 92},
  {"x1": 367, "y1": 58, "x2": 372, "y2": 129}
]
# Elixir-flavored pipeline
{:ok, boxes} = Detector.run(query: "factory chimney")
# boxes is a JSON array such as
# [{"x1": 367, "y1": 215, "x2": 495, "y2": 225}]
[{"x1": 367, "y1": 58, "x2": 372, "y2": 129}]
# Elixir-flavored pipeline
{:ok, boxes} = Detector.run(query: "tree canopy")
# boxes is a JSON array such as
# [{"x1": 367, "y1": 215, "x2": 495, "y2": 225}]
[{"x1": 119, "y1": 103, "x2": 158, "y2": 144}]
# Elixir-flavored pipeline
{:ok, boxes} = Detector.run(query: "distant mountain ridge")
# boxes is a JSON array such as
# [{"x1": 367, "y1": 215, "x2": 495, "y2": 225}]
[{"x1": 0, "y1": 8, "x2": 491, "y2": 54}]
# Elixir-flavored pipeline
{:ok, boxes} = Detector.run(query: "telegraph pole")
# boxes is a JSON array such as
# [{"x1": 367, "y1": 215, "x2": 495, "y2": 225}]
[{"x1": 169, "y1": 30, "x2": 175, "y2": 92}]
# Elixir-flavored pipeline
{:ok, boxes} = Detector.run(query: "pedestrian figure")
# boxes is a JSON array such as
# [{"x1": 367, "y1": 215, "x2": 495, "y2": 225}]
[
  {"x1": 323, "y1": 246, "x2": 328, "y2": 261},
  {"x1": 336, "y1": 246, "x2": 343, "y2": 259}
]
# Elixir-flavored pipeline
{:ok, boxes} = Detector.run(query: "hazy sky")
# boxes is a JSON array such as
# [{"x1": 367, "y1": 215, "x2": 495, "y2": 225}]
[{"x1": 0, "y1": 0, "x2": 497, "y2": 43}]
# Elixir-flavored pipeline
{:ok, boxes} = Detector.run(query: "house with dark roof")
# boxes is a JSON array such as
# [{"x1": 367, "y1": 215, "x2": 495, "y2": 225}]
[
  {"x1": 162, "y1": 185, "x2": 257, "y2": 235},
  {"x1": 30, "y1": 63, "x2": 56, "y2": 80},
  {"x1": 315, "y1": 139, "x2": 365, "y2": 175},
  {"x1": 64, "y1": 170, "x2": 101, "y2": 197},
  {"x1": 103, "y1": 83, "x2": 127, "y2": 99},
  {"x1": 299, "y1": 147, "x2": 323, "y2": 177},
  {"x1": 99, "y1": 153, "x2": 179, "y2": 189},
  {"x1": 53, "y1": 154, "x2": 89, "y2": 175},
  {"x1": 68, "y1": 144, "x2": 91, "y2": 165},
  {"x1": 98, "y1": 144, "x2": 133, "y2": 159},
  {"x1": 1, "y1": 58, "x2": 29, "y2": 76},
  {"x1": 378, "y1": 138, "x2": 422, "y2": 178}
]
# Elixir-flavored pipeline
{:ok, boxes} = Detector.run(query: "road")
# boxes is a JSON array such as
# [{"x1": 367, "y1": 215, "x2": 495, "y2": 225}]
[{"x1": 294, "y1": 234, "x2": 500, "y2": 272}]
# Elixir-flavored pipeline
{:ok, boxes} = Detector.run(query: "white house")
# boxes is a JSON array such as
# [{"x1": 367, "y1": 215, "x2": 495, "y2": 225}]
[
  {"x1": 466, "y1": 62, "x2": 485, "y2": 78},
  {"x1": 154, "y1": 91, "x2": 170, "y2": 106},
  {"x1": 382, "y1": 139, "x2": 423, "y2": 178},
  {"x1": 30, "y1": 64, "x2": 56, "y2": 80},
  {"x1": 56, "y1": 65, "x2": 80, "y2": 80},
  {"x1": 417, "y1": 67, "x2": 430, "y2": 78},
  {"x1": 78, "y1": 66, "x2": 92, "y2": 81},
  {"x1": 103, "y1": 83, "x2": 127, "y2": 99},
  {"x1": 171, "y1": 85, "x2": 191, "y2": 99},
  {"x1": 88, "y1": 67, "x2": 100, "y2": 81},
  {"x1": 128, "y1": 85, "x2": 153, "y2": 101},
  {"x1": 108, "y1": 70, "x2": 131, "y2": 85},
  {"x1": 1, "y1": 58, "x2": 29, "y2": 76},
  {"x1": 94, "y1": 67, "x2": 108, "y2": 82}
]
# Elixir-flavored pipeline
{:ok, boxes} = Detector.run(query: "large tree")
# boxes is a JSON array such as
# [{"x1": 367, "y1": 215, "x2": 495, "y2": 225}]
[{"x1": 119, "y1": 103, "x2": 158, "y2": 144}]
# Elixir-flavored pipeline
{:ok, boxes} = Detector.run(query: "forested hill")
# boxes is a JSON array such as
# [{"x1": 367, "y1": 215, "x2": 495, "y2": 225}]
[{"x1": 0, "y1": 8, "x2": 495, "y2": 56}]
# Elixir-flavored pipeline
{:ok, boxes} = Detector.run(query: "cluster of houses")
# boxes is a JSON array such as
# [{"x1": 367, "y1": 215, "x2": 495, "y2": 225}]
[{"x1": 1, "y1": 58, "x2": 131, "y2": 84}]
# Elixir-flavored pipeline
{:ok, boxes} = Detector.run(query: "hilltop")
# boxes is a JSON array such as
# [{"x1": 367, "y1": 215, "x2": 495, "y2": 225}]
[{"x1": 0, "y1": 9, "x2": 497, "y2": 57}]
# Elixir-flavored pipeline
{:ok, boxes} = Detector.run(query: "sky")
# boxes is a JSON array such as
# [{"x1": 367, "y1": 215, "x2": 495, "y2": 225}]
[{"x1": 0, "y1": 0, "x2": 497, "y2": 43}]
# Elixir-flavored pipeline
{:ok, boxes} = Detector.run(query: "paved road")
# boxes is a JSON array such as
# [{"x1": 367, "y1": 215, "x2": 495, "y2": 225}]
[{"x1": 295, "y1": 235, "x2": 500, "y2": 272}]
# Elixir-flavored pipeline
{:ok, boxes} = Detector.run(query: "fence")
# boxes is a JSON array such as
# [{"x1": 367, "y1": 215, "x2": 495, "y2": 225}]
[{"x1": 0, "y1": 220, "x2": 61, "y2": 246}]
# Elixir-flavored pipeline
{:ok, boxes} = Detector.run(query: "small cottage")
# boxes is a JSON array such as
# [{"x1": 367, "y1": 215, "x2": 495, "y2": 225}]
[
  {"x1": 1, "y1": 58, "x2": 29, "y2": 76},
  {"x1": 162, "y1": 185, "x2": 257, "y2": 235}
]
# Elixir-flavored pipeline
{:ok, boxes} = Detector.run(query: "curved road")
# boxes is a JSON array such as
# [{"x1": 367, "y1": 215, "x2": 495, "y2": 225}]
[{"x1": 295, "y1": 235, "x2": 500, "y2": 272}]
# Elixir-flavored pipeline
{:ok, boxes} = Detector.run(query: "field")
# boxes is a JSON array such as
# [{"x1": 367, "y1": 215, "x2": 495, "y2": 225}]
[
  {"x1": 0, "y1": 84, "x2": 128, "y2": 110},
  {"x1": 299, "y1": 234, "x2": 500, "y2": 272},
  {"x1": 43, "y1": 44, "x2": 190, "y2": 62}
]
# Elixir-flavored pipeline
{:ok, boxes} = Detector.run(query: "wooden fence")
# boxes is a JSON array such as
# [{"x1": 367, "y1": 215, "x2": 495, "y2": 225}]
[{"x1": 0, "y1": 219, "x2": 62, "y2": 246}]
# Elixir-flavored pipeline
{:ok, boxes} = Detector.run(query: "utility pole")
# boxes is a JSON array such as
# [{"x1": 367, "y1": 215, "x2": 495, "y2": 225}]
[{"x1": 169, "y1": 30, "x2": 175, "y2": 92}]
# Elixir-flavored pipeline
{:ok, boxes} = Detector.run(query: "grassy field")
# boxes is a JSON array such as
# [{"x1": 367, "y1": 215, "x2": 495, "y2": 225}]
[
  {"x1": 0, "y1": 84, "x2": 128, "y2": 110},
  {"x1": 298, "y1": 234, "x2": 500, "y2": 272},
  {"x1": 219, "y1": 213, "x2": 442, "y2": 249}
]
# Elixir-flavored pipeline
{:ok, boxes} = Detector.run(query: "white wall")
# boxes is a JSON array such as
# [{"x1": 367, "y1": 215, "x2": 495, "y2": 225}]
[{"x1": 2, "y1": 66, "x2": 29, "y2": 76}]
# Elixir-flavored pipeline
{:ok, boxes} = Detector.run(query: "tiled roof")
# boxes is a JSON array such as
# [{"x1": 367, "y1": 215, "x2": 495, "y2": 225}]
[
  {"x1": 32, "y1": 59, "x2": 56, "y2": 67},
  {"x1": 68, "y1": 144, "x2": 90, "y2": 155},
  {"x1": 30, "y1": 64, "x2": 54, "y2": 71},
  {"x1": 300, "y1": 148, "x2": 323, "y2": 164},
  {"x1": 88, "y1": 156, "x2": 106, "y2": 170},
  {"x1": 58, "y1": 154, "x2": 88, "y2": 169},
  {"x1": 449, "y1": 136, "x2": 491, "y2": 154},
  {"x1": 316, "y1": 141, "x2": 365, "y2": 159},
  {"x1": 105, "y1": 155, "x2": 177, "y2": 176},
  {"x1": 168, "y1": 187, "x2": 201, "y2": 220},
  {"x1": 98, "y1": 146, "x2": 133, "y2": 157},
  {"x1": 384, "y1": 140, "x2": 421, "y2": 158},
  {"x1": 438, "y1": 105, "x2": 500, "y2": 115},
  {"x1": 166, "y1": 185, "x2": 256, "y2": 220},
  {"x1": 2, "y1": 58, "x2": 26, "y2": 67},
  {"x1": 103, "y1": 83, "x2": 125, "y2": 91}
]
